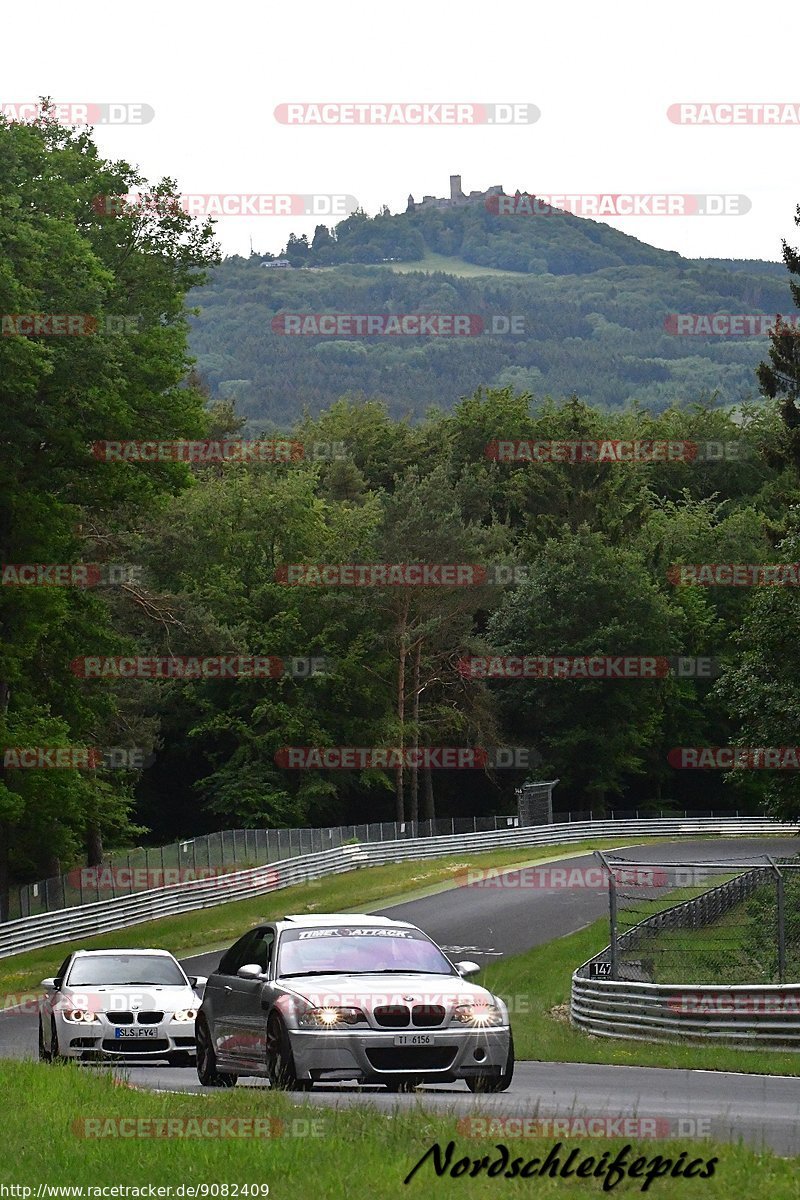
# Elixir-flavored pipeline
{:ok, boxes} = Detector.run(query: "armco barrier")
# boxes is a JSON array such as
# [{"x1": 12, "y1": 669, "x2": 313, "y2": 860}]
[
  {"x1": 1, "y1": 817, "x2": 795, "y2": 960},
  {"x1": 571, "y1": 976, "x2": 800, "y2": 1049}
]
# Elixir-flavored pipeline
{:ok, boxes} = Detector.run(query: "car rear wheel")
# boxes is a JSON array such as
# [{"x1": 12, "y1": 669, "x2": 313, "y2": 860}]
[
  {"x1": 38, "y1": 1017, "x2": 51, "y2": 1063},
  {"x1": 465, "y1": 1032, "x2": 515, "y2": 1093},
  {"x1": 195, "y1": 1018, "x2": 237, "y2": 1088},
  {"x1": 266, "y1": 1015, "x2": 310, "y2": 1091}
]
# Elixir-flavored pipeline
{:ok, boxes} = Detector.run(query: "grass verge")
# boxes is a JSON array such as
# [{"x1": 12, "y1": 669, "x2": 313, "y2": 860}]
[{"x1": 0, "y1": 1059, "x2": 796, "y2": 1196}]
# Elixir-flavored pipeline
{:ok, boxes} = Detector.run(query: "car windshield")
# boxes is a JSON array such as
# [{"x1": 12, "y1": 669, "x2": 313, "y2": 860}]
[
  {"x1": 66, "y1": 955, "x2": 187, "y2": 987},
  {"x1": 278, "y1": 926, "x2": 455, "y2": 976}
]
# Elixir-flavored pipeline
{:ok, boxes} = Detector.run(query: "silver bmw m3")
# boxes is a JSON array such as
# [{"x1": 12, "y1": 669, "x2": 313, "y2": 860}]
[{"x1": 196, "y1": 913, "x2": 514, "y2": 1091}]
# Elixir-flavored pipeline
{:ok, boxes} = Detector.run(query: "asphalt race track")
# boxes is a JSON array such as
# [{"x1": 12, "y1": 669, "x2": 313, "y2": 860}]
[{"x1": 3, "y1": 837, "x2": 800, "y2": 1154}]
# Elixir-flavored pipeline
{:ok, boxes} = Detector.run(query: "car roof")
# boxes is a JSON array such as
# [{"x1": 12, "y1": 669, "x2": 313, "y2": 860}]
[
  {"x1": 279, "y1": 913, "x2": 414, "y2": 928},
  {"x1": 71, "y1": 948, "x2": 177, "y2": 957}
]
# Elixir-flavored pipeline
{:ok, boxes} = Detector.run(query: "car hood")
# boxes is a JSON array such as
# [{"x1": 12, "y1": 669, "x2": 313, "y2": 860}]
[
  {"x1": 61, "y1": 984, "x2": 199, "y2": 1010},
  {"x1": 277, "y1": 973, "x2": 496, "y2": 1009}
]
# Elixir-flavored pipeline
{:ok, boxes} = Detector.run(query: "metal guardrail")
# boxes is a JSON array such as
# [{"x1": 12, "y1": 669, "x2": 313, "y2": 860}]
[
  {"x1": 571, "y1": 976, "x2": 800, "y2": 1048},
  {"x1": 0, "y1": 816, "x2": 794, "y2": 960},
  {"x1": 9, "y1": 815, "x2": 526, "y2": 921},
  {"x1": 10, "y1": 807, "x2": 752, "y2": 921}
]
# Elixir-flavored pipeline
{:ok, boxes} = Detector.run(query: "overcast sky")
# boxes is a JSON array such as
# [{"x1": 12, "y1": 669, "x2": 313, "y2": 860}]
[{"x1": 4, "y1": 2, "x2": 799, "y2": 263}]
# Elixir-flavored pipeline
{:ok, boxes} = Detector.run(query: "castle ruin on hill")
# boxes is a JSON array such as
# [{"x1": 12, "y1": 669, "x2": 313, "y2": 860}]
[{"x1": 406, "y1": 175, "x2": 504, "y2": 213}]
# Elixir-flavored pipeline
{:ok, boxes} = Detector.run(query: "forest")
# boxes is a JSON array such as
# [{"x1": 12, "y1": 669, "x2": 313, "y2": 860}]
[
  {"x1": 190, "y1": 203, "x2": 796, "y2": 421},
  {"x1": 4, "y1": 110, "x2": 800, "y2": 911}
]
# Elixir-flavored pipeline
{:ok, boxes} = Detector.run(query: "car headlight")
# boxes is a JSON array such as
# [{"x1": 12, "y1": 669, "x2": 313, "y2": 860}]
[
  {"x1": 64, "y1": 1009, "x2": 100, "y2": 1024},
  {"x1": 172, "y1": 1009, "x2": 197, "y2": 1023},
  {"x1": 297, "y1": 1006, "x2": 366, "y2": 1028},
  {"x1": 452, "y1": 1003, "x2": 504, "y2": 1027}
]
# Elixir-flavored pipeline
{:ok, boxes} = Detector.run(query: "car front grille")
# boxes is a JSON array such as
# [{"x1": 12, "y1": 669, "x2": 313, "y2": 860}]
[
  {"x1": 365, "y1": 1047, "x2": 456, "y2": 1071},
  {"x1": 101, "y1": 1011, "x2": 164, "y2": 1024},
  {"x1": 372, "y1": 1004, "x2": 446, "y2": 1028},
  {"x1": 411, "y1": 1004, "x2": 446, "y2": 1027},
  {"x1": 373, "y1": 1005, "x2": 410, "y2": 1028}
]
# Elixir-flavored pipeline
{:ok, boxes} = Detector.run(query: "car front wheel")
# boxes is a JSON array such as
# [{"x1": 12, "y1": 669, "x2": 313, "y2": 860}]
[
  {"x1": 196, "y1": 1018, "x2": 237, "y2": 1088},
  {"x1": 38, "y1": 1017, "x2": 51, "y2": 1063},
  {"x1": 266, "y1": 1015, "x2": 310, "y2": 1091},
  {"x1": 49, "y1": 1016, "x2": 66, "y2": 1064}
]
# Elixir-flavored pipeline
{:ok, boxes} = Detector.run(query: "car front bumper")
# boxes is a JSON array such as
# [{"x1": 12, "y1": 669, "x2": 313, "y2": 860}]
[
  {"x1": 287, "y1": 1024, "x2": 511, "y2": 1083},
  {"x1": 56, "y1": 1015, "x2": 196, "y2": 1060}
]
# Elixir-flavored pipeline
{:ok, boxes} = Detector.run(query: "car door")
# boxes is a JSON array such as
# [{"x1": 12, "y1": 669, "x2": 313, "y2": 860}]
[
  {"x1": 206, "y1": 932, "x2": 260, "y2": 1060},
  {"x1": 210, "y1": 929, "x2": 271, "y2": 1064},
  {"x1": 236, "y1": 927, "x2": 276, "y2": 1062}
]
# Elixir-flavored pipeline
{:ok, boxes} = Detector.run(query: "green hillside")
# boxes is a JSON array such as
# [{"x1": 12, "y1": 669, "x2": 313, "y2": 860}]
[{"x1": 189, "y1": 199, "x2": 795, "y2": 425}]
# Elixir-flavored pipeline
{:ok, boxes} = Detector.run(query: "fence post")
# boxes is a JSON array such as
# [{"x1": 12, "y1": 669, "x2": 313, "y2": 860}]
[
  {"x1": 767, "y1": 857, "x2": 786, "y2": 984},
  {"x1": 596, "y1": 851, "x2": 619, "y2": 980}
]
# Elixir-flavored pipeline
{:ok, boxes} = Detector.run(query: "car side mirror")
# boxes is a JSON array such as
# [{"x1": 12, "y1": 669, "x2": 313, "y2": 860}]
[
  {"x1": 455, "y1": 961, "x2": 481, "y2": 978},
  {"x1": 40, "y1": 977, "x2": 57, "y2": 990},
  {"x1": 189, "y1": 976, "x2": 207, "y2": 989},
  {"x1": 237, "y1": 963, "x2": 264, "y2": 980}
]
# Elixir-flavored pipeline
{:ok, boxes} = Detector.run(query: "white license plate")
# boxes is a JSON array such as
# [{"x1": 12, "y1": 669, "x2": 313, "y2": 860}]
[
  {"x1": 393, "y1": 1034, "x2": 432, "y2": 1046},
  {"x1": 115, "y1": 1027, "x2": 158, "y2": 1039}
]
